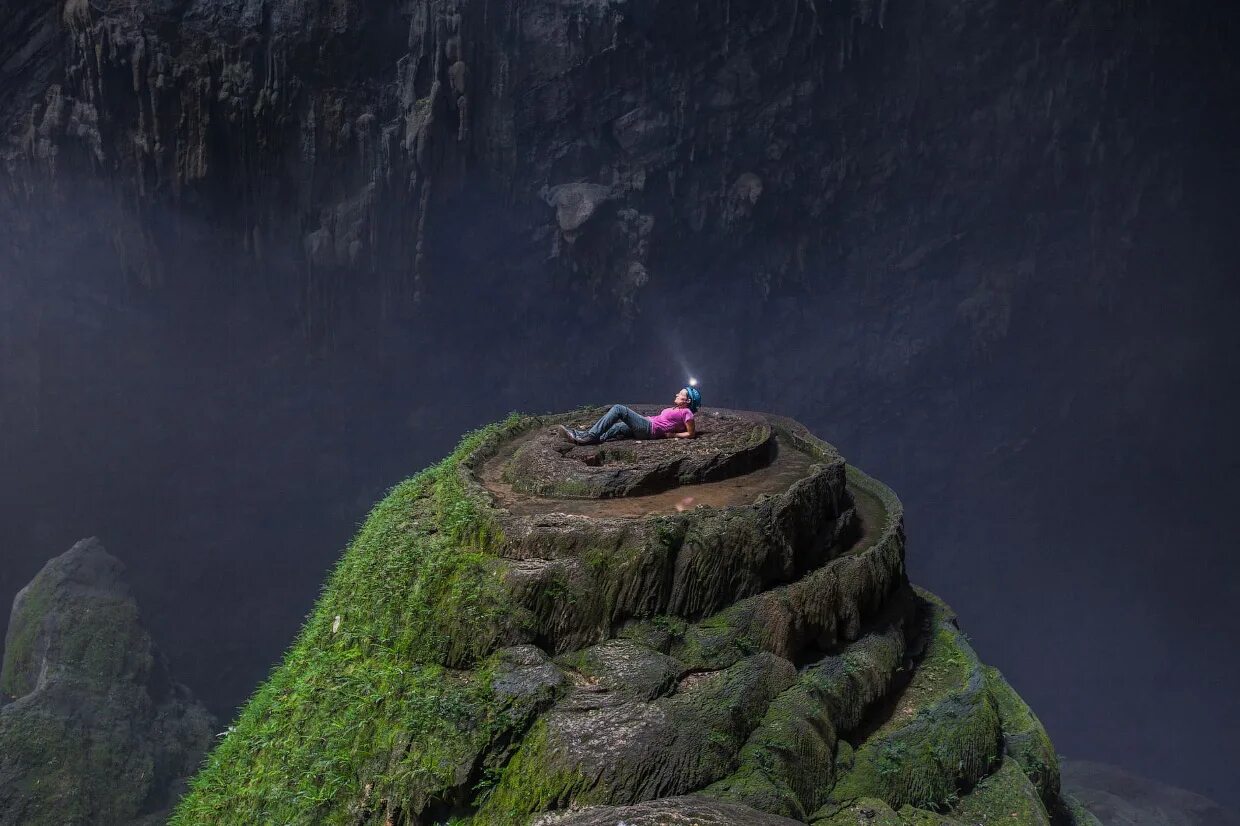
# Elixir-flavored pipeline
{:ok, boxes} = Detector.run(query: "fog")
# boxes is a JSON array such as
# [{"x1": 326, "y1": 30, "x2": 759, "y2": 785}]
[{"x1": 2, "y1": 163, "x2": 1238, "y2": 806}]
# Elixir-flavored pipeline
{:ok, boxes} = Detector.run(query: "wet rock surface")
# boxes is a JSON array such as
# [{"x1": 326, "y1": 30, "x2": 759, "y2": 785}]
[
  {"x1": 472, "y1": 411, "x2": 860, "y2": 653},
  {"x1": 502, "y1": 407, "x2": 776, "y2": 499},
  {"x1": 0, "y1": 538, "x2": 214, "y2": 826},
  {"x1": 531, "y1": 794, "x2": 807, "y2": 825}
]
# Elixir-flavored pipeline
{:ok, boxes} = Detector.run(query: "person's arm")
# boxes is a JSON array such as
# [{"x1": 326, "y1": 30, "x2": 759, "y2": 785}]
[{"x1": 674, "y1": 418, "x2": 696, "y2": 438}]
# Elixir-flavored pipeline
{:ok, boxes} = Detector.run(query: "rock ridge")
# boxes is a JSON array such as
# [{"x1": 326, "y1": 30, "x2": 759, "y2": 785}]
[{"x1": 171, "y1": 411, "x2": 1096, "y2": 826}]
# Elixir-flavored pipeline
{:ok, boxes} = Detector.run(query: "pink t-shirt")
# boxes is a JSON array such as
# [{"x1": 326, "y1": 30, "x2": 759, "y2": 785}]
[{"x1": 648, "y1": 406, "x2": 695, "y2": 437}]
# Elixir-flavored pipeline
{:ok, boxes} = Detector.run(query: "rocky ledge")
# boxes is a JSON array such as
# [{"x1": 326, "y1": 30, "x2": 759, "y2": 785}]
[
  {"x1": 501, "y1": 408, "x2": 777, "y2": 499},
  {"x1": 173, "y1": 412, "x2": 1099, "y2": 825}
]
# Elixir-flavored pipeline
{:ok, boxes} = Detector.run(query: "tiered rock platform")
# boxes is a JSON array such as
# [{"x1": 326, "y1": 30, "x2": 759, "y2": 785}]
[{"x1": 174, "y1": 410, "x2": 1099, "y2": 826}]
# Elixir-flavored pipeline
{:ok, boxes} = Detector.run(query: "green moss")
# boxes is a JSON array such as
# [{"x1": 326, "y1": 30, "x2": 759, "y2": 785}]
[
  {"x1": 830, "y1": 597, "x2": 1002, "y2": 810},
  {"x1": 896, "y1": 804, "x2": 966, "y2": 826},
  {"x1": 2, "y1": 581, "x2": 150, "y2": 699},
  {"x1": 0, "y1": 583, "x2": 49, "y2": 697},
  {"x1": 477, "y1": 653, "x2": 793, "y2": 823},
  {"x1": 1060, "y1": 794, "x2": 1104, "y2": 826},
  {"x1": 173, "y1": 417, "x2": 536, "y2": 825},
  {"x1": 705, "y1": 622, "x2": 906, "y2": 819},
  {"x1": 540, "y1": 478, "x2": 597, "y2": 499},
  {"x1": 471, "y1": 719, "x2": 599, "y2": 824},
  {"x1": 810, "y1": 798, "x2": 906, "y2": 826},
  {"x1": 1, "y1": 693, "x2": 142, "y2": 823},
  {"x1": 982, "y1": 667, "x2": 1059, "y2": 803},
  {"x1": 950, "y1": 757, "x2": 1050, "y2": 826}
]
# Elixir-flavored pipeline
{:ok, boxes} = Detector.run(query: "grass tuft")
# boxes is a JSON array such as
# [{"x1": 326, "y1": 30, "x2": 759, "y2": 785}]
[{"x1": 173, "y1": 416, "x2": 527, "y2": 825}]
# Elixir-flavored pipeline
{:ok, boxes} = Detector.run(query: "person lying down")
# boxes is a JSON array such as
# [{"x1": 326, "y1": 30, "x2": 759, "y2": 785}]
[{"x1": 558, "y1": 386, "x2": 702, "y2": 445}]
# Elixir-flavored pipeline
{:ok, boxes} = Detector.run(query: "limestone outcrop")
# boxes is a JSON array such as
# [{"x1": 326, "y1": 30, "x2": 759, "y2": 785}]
[
  {"x1": 174, "y1": 411, "x2": 1095, "y2": 825},
  {"x1": 0, "y1": 538, "x2": 215, "y2": 826}
]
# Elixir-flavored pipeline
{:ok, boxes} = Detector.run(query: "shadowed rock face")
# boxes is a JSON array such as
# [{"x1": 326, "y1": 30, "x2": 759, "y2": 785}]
[
  {"x1": 171, "y1": 413, "x2": 1097, "y2": 825},
  {"x1": 0, "y1": 538, "x2": 215, "y2": 826}
]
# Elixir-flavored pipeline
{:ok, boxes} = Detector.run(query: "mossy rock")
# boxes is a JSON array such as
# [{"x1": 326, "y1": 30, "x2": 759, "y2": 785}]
[
  {"x1": 829, "y1": 592, "x2": 1003, "y2": 810},
  {"x1": 982, "y1": 666, "x2": 1059, "y2": 804},
  {"x1": 553, "y1": 639, "x2": 683, "y2": 701},
  {"x1": 475, "y1": 652, "x2": 797, "y2": 822},
  {"x1": 1, "y1": 540, "x2": 215, "y2": 826},
  {"x1": 897, "y1": 805, "x2": 967, "y2": 826},
  {"x1": 810, "y1": 797, "x2": 906, "y2": 826},
  {"x1": 172, "y1": 412, "x2": 1067, "y2": 825},
  {"x1": 531, "y1": 793, "x2": 805, "y2": 824},
  {"x1": 1, "y1": 540, "x2": 151, "y2": 698},
  {"x1": 950, "y1": 757, "x2": 1051, "y2": 826},
  {"x1": 1059, "y1": 794, "x2": 1105, "y2": 826},
  {"x1": 619, "y1": 465, "x2": 907, "y2": 672},
  {"x1": 704, "y1": 591, "x2": 916, "y2": 820}
]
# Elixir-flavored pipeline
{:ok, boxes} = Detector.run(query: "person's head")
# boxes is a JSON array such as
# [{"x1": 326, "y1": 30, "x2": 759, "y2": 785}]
[{"x1": 676, "y1": 386, "x2": 702, "y2": 412}]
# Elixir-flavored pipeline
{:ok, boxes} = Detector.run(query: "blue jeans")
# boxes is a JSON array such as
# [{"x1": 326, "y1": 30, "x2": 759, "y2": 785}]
[{"x1": 588, "y1": 404, "x2": 653, "y2": 442}]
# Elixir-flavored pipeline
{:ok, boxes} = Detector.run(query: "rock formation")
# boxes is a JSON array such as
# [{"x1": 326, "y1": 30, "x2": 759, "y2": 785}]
[
  {"x1": 1061, "y1": 761, "x2": 1240, "y2": 826},
  {"x1": 0, "y1": 538, "x2": 215, "y2": 826},
  {"x1": 174, "y1": 410, "x2": 1097, "y2": 824}
]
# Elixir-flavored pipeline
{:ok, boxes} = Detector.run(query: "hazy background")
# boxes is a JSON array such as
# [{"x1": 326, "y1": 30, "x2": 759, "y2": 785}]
[{"x1": 2, "y1": 177, "x2": 1238, "y2": 803}]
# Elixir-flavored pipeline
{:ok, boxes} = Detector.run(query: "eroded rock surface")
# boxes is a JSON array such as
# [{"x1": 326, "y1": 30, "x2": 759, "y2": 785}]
[
  {"x1": 0, "y1": 538, "x2": 215, "y2": 826},
  {"x1": 502, "y1": 408, "x2": 776, "y2": 499},
  {"x1": 172, "y1": 413, "x2": 1084, "y2": 825}
]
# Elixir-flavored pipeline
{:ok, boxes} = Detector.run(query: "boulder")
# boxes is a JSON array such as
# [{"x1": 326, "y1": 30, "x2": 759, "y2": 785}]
[{"x1": 0, "y1": 538, "x2": 215, "y2": 826}]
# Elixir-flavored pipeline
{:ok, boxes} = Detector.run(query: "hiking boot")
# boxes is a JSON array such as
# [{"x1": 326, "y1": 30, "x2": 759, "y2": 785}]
[{"x1": 557, "y1": 425, "x2": 597, "y2": 445}]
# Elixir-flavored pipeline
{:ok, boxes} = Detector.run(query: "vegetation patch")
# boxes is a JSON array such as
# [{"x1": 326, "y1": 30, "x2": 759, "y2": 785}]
[
  {"x1": 809, "y1": 797, "x2": 905, "y2": 826},
  {"x1": 830, "y1": 595, "x2": 1002, "y2": 810},
  {"x1": 950, "y1": 756, "x2": 1051, "y2": 826},
  {"x1": 705, "y1": 618, "x2": 908, "y2": 819},
  {"x1": 168, "y1": 414, "x2": 1066, "y2": 826},
  {"x1": 983, "y1": 666, "x2": 1059, "y2": 804},
  {"x1": 0, "y1": 584, "x2": 50, "y2": 698},
  {"x1": 173, "y1": 418, "x2": 543, "y2": 825}
]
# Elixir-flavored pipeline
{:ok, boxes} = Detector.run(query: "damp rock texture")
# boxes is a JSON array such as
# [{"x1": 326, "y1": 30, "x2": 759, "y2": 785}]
[
  {"x1": 504, "y1": 409, "x2": 776, "y2": 499},
  {"x1": 171, "y1": 412, "x2": 1094, "y2": 825},
  {"x1": 0, "y1": 538, "x2": 215, "y2": 826}
]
